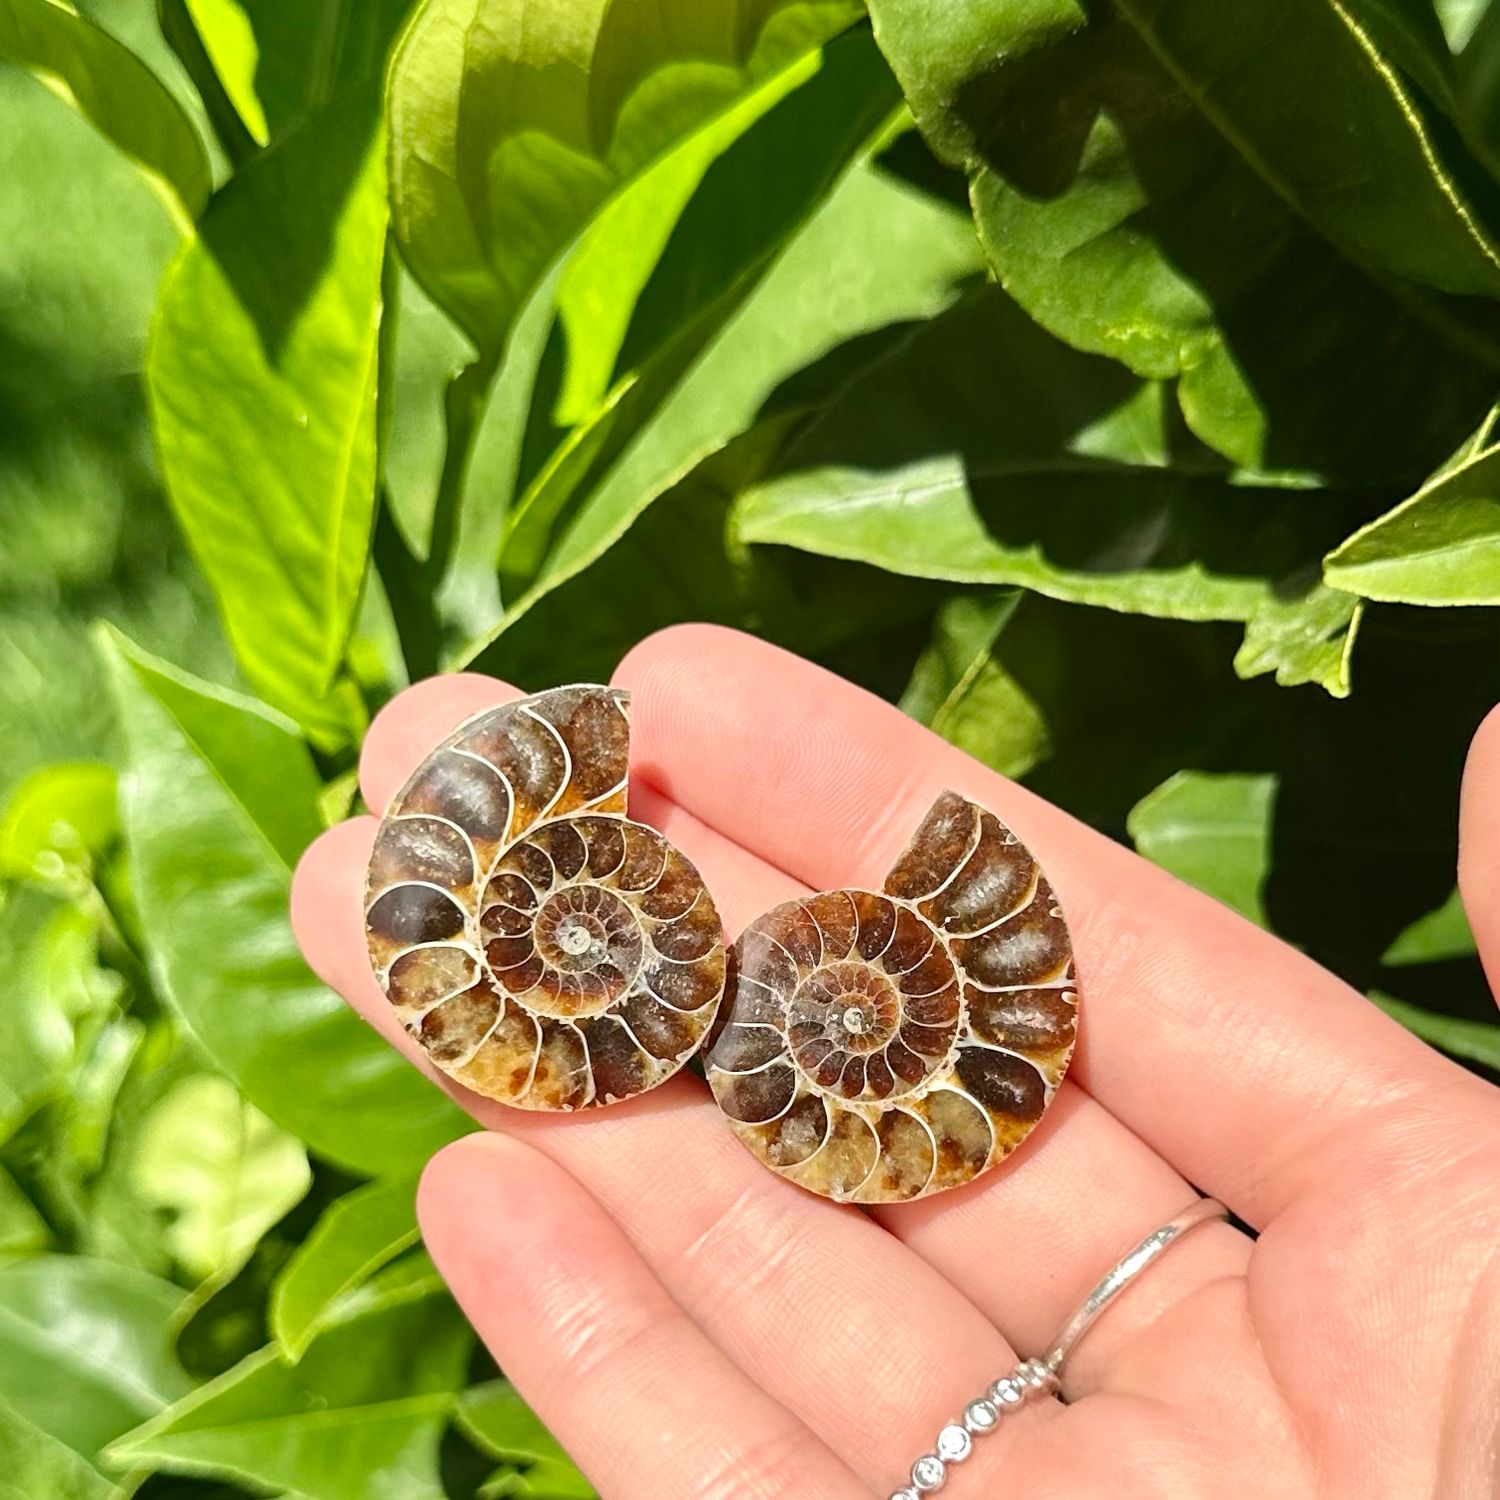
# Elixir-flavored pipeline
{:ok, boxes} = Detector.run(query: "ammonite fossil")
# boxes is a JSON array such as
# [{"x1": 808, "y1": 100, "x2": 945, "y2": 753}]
[
  {"x1": 364, "y1": 685, "x2": 725, "y2": 1109},
  {"x1": 705, "y1": 791, "x2": 1076, "y2": 1202}
]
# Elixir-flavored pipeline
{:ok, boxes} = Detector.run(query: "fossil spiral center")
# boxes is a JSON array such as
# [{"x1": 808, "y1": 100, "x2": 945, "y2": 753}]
[{"x1": 505, "y1": 884, "x2": 645, "y2": 1018}]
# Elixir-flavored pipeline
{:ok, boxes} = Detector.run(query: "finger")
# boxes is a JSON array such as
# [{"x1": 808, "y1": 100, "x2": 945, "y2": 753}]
[
  {"x1": 1460, "y1": 702, "x2": 1500, "y2": 998},
  {"x1": 292, "y1": 819, "x2": 1052, "y2": 1489},
  {"x1": 614, "y1": 624, "x2": 1494, "y2": 1227},
  {"x1": 419, "y1": 1132, "x2": 870, "y2": 1500}
]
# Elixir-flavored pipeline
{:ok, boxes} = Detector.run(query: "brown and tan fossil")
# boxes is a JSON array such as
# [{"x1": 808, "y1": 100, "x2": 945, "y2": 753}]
[
  {"x1": 705, "y1": 791, "x2": 1077, "y2": 1202},
  {"x1": 364, "y1": 685, "x2": 725, "y2": 1110}
]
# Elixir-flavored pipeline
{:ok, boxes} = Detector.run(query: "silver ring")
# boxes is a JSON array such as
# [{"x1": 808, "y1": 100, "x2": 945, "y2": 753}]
[{"x1": 892, "y1": 1196, "x2": 1230, "y2": 1498}]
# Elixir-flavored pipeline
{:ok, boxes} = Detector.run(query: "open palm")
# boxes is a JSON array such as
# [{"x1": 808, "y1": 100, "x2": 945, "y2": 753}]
[{"x1": 292, "y1": 626, "x2": 1500, "y2": 1500}]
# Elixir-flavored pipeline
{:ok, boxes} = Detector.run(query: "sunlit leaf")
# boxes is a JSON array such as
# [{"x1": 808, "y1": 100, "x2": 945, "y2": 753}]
[
  {"x1": 147, "y1": 87, "x2": 388, "y2": 746},
  {"x1": 1382, "y1": 886, "x2": 1476, "y2": 965},
  {"x1": 461, "y1": 1383, "x2": 593, "y2": 1500},
  {"x1": 1372, "y1": 991, "x2": 1500, "y2": 1069},
  {"x1": 0, "y1": 1399, "x2": 114, "y2": 1500},
  {"x1": 0, "y1": 761, "x2": 116, "y2": 886},
  {"x1": 131, "y1": 1074, "x2": 312, "y2": 1286}
]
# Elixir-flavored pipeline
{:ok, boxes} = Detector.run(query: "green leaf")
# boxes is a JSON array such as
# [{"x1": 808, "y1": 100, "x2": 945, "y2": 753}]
[
  {"x1": 899, "y1": 593, "x2": 1051, "y2": 779},
  {"x1": 733, "y1": 286, "x2": 1371, "y2": 690},
  {"x1": 147, "y1": 86, "x2": 388, "y2": 746},
  {"x1": 460, "y1": 1384, "x2": 593, "y2": 1500},
  {"x1": 0, "y1": 761, "x2": 117, "y2": 886},
  {"x1": 0, "y1": 0, "x2": 210, "y2": 226},
  {"x1": 111, "y1": 1285, "x2": 470, "y2": 1500},
  {"x1": 1232, "y1": 576, "x2": 1364, "y2": 698},
  {"x1": 387, "y1": 0, "x2": 862, "y2": 362},
  {"x1": 0, "y1": 885, "x2": 112, "y2": 1142},
  {"x1": 467, "y1": 137, "x2": 984, "y2": 670},
  {"x1": 271, "y1": 1172, "x2": 421, "y2": 1359},
  {"x1": 0, "y1": 1400, "x2": 115, "y2": 1500},
  {"x1": 1372, "y1": 991, "x2": 1500, "y2": 1069},
  {"x1": 496, "y1": 27, "x2": 904, "y2": 595},
  {"x1": 1323, "y1": 436, "x2": 1500, "y2": 605},
  {"x1": 866, "y1": 0, "x2": 1498, "y2": 482},
  {"x1": 1128, "y1": 770, "x2": 1278, "y2": 926},
  {"x1": 101, "y1": 628, "x2": 467, "y2": 1174},
  {"x1": 131, "y1": 1074, "x2": 312, "y2": 1286},
  {"x1": 1382, "y1": 885, "x2": 1476, "y2": 964},
  {"x1": 0, "y1": 1256, "x2": 190, "y2": 1465},
  {"x1": 179, "y1": 0, "x2": 414, "y2": 146},
  {"x1": 0, "y1": 1167, "x2": 51, "y2": 1256}
]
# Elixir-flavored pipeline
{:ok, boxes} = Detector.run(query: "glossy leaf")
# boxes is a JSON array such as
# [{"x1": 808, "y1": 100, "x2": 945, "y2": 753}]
[
  {"x1": 110, "y1": 1286, "x2": 470, "y2": 1500},
  {"x1": 1323, "y1": 438, "x2": 1500, "y2": 605},
  {"x1": 497, "y1": 27, "x2": 903, "y2": 594},
  {"x1": 101, "y1": 628, "x2": 467, "y2": 1174},
  {"x1": 865, "y1": 0, "x2": 1497, "y2": 482},
  {"x1": 387, "y1": 0, "x2": 862, "y2": 362},
  {"x1": 0, "y1": 1256, "x2": 190, "y2": 1464},
  {"x1": 0, "y1": 0, "x2": 210, "y2": 226},
  {"x1": 271, "y1": 1172, "x2": 421, "y2": 1359},
  {"x1": 0, "y1": 1400, "x2": 114, "y2": 1500},
  {"x1": 147, "y1": 87, "x2": 387, "y2": 746},
  {"x1": 1128, "y1": 770, "x2": 1278, "y2": 926},
  {"x1": 1372, "y1": 991, "x2": 1500, "y2": 1070},
  {"x1": 131, "y1": 1074, "x2": 312, "y2": 1285}
]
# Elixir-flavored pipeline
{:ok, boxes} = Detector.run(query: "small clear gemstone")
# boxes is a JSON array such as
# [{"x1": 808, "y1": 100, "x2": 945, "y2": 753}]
[
  {"x1": 990, "y1": 1376, "x2": 1024, "y2": 1407},
  {"x1": 936, "y1": 1424, "x2": 972, "y2": 1463},
  {"x1": 911, "y1": 1454, "x2": 946, "y2": 1491},
  {"x1": 964, "y1": 1398, "x2": 999, "y2": 1432},
  {"x1": 890, "y1": 1491, "x2": 920, "y2": 1500}
]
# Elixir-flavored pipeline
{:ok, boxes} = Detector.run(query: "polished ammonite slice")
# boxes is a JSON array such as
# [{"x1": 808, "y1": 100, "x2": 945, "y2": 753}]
[
  {"x1": 364, "y1": 685, "x2": 726, "y2": 1109},
  {"x1": 705, "y1": 791, "x2": 1076, "y2": 1201}
]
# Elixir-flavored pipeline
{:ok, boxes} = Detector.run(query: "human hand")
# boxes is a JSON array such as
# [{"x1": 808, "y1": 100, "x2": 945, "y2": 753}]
[{"x1": 291, "y1": 625, "x2": 1500, "y2": 1500}]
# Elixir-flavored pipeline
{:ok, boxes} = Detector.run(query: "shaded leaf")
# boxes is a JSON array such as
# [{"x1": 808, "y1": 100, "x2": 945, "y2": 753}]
[
  {"x1": 0, "y1": 0, "x2": 209, "y2": 225},
  {"x1": 1128, "y1": 769, "x2": 1277, "y2": 926},
  {"x1": 0, "y1": 1166, "x2": 51, "y2": 1256},
  {"x1": 271, "y1": 1172, "x2": 421, "y2": 1359},
  {"x1": 461, "y1": 1384, "x2": 593, "y2": 1500},
  {"x1": 111, "y1": 1285, "x2": 470, "y2": 1500},
  {"x1": 131, "y1": 1074, "x2": 312, "y2": 1286},
  {"x1": 147, "y1": 87, "x2": 387, "y2": 746},
  {"x1": 1372, "y1": 990, "x2": 1500, "y2": 1069},
  {"x1": 387, "y1": 0, "x2": 862, "y2": 362},
  {"x1": 866, "y1": 0, "x2": 1498, "y2": 482},
  {"x1": 101, "y1": 629, "x2": 467, "y2": 1174},
  {"x1": 1232, "y1": 577, "x2": 1364, "y2": 698},
  {"x1": 899, "y1": 592, "x2": 1050, "y2": 779},
  {"x1": 0, "y1": 1256, "x2": 190, "y2": 1465},
  {"x1": 0, "y1": 1399, "x2": 114, "y2": 1500}
]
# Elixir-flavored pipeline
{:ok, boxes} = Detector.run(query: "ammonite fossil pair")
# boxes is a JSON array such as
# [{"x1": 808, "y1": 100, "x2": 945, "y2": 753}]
[{"x1": 365, "y1": 686, "x2": 1077, "y2": 1202}]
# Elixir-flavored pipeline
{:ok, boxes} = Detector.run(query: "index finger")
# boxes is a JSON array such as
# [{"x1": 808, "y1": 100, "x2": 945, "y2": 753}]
[{"x1": 613, "y1": 624, "x2": 1491, "y2": 1226}]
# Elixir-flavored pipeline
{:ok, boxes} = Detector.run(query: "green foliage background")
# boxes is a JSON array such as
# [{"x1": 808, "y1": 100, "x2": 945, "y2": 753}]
[{"x1": 1, "y1": 0, "x2": 1499, "y2": 1494}]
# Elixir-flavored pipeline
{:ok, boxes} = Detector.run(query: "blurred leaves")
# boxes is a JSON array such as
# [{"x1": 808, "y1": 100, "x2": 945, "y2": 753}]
[
  {"x1": 0, "y1": 1399, "x2": 115, "y2": 1500},
  {"x1": 0, "y1": 0, "x2": 209, "y2": 225}
]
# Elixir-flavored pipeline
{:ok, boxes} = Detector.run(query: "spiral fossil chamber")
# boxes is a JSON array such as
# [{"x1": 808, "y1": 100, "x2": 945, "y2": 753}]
[
  {"x1": 705, "y1": 790, "x2": 1076, "y2": 1202},
  {"x1": 364, "y1": 685, "x2": 726, "y2": 1110}
]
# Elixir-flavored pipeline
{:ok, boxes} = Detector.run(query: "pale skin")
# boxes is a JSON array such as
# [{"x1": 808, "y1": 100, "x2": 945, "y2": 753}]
[{"x1": 291, "y1": 625, "x2": 1500, "y2": 1500}]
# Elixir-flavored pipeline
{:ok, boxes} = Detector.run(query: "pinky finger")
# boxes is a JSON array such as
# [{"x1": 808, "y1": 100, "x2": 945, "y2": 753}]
[{"x1": 419, "y1": 1132, "x2": 872, "y2": 1500}]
